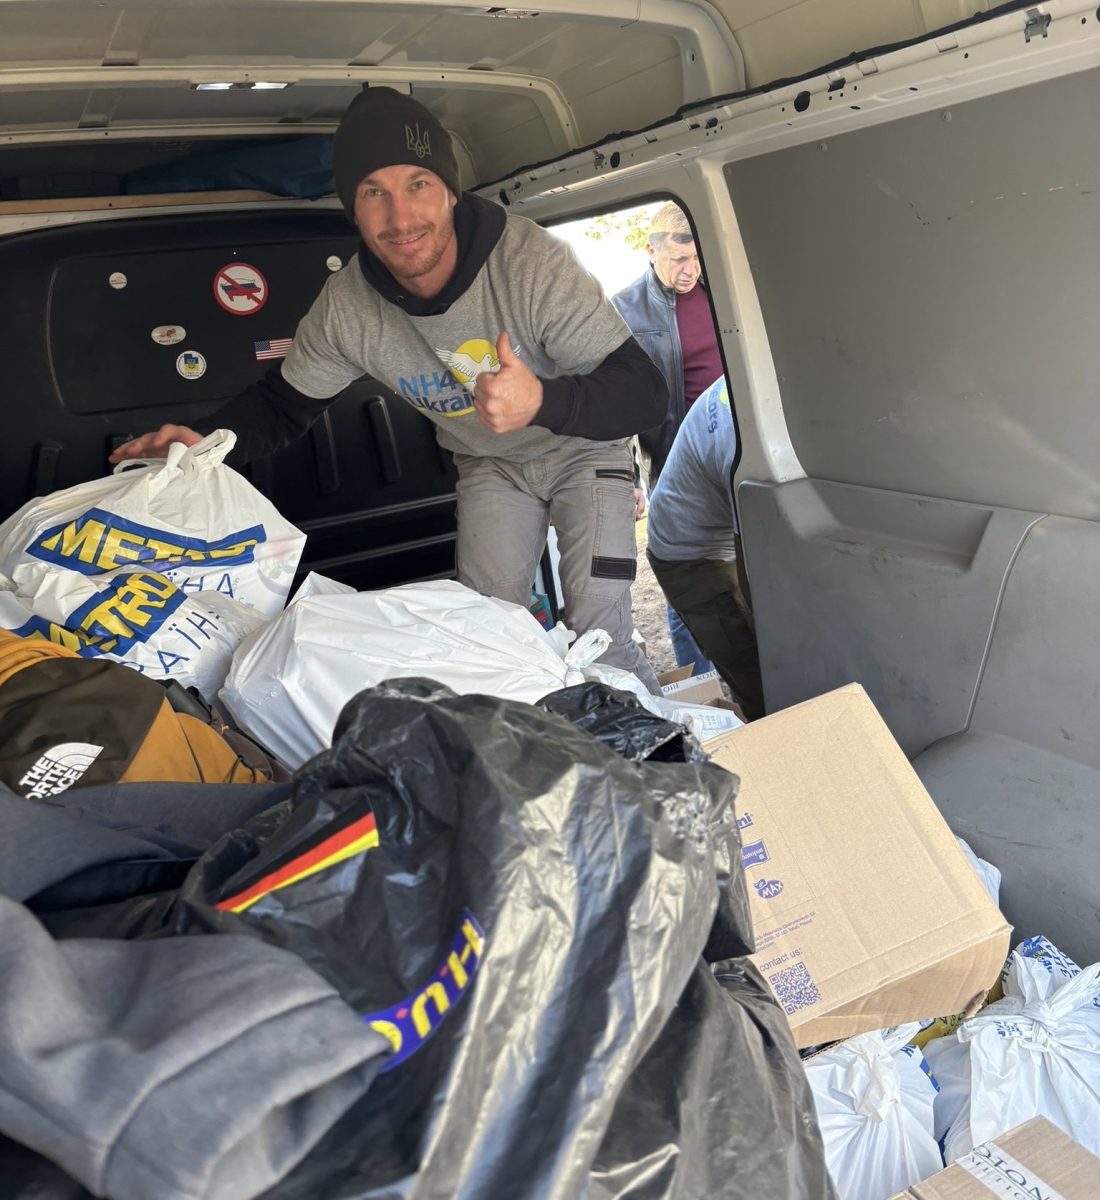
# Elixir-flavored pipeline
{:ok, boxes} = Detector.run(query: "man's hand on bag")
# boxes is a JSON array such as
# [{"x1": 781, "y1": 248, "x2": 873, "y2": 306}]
[
  {"x1": 474, "y1": 331, "x2": 543, "y2": 433},
  {"x1": 633, "y1": 486, "x2": 647, "y2": 520},
  {"x1": 108, "y1": 424, "x2": 203, "y2": 464}
]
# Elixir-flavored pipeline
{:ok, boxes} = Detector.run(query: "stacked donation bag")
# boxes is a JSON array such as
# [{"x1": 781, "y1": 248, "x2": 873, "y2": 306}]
[
  {"x1": 2, "y1": 438, "x2": 1096, "y2": 1200},
  {"x1": 0, "y1": 430, "x2": 306, "y2": 700},
  {"x1": 0, "y1": 430, "x2": 299, "y2": 788}
]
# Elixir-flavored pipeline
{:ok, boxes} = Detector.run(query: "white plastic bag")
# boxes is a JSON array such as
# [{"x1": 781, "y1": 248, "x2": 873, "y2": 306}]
[
  {"x1": 581, "y1": 660, "x2": 743, "y2": 742},
  {"x1": 0, "y1": 575, "x2": 264, "y2": 700},
  {"x1": 222, "y1": 578, "x2": 729, "y2": 768},
  {"x1": 287, "y1": 571, "x2": 357, "y2": 603},
  {"x1": 0, "y1": 430, "x2": 305, "y2": 618},
  {"x1": 0, "y1": 433, "x2": 296, "y2": 696},
  {"x1": 804, "y1": 1023, "x2": 942, "y2": 1200},
  {"x1": 925, "y1": 937, "x2": 1100, "y2": 1160},
  {"x1": 222, "y1": 580, "x2": 597, "y2": 768}
]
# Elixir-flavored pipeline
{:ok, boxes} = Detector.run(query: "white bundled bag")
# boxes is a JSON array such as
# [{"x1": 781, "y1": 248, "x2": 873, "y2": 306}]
[
  {"x1": 0, "y1": 432, "x2": 300, "y2": 696},
  {"x1": 0, "y1": 572, "x2": 264, "y2": 700},
  {"x1": 223, "y1": 577, "x2": 734, "y2": 768},
  {"x1": 0, "y1": 430, "x2": 305, "y2": 618},
  {"x1": 222, "y1": 580, "x2": 608, "y2": 768},
  {"x1": 925, "y1": 937, "x2": 1100, "y2": 1160},
  {"x1": 804, "y1": 1023, "x2": 942, "y2": 1200}
]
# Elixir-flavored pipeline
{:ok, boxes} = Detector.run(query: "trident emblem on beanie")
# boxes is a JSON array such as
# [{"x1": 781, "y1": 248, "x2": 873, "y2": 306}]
[{"x1": 406, "y1": 123, "x2": 431, "y2": 159}]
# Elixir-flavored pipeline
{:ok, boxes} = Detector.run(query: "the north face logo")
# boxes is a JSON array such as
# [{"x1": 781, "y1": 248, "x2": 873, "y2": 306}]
[
  {"x1": 19, "y1": 742, "x2": 103, "y2": 799},
  {"x1": 406, "y1": 122, "x2": 431, "y2": 159}
]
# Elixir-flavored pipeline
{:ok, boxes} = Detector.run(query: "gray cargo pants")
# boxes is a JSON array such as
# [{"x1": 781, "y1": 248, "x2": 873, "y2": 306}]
[{"x1": 453, "y1": 441, "x2": 661, "y2": 693}]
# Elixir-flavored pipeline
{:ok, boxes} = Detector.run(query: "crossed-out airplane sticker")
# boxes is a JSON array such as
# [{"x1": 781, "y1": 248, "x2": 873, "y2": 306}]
[{"x1": 213, "y1": 262, "x2": 268, "y2": 315}]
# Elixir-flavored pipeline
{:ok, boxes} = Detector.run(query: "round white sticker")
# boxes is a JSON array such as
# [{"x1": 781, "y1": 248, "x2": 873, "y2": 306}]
[
  {"x1": 176, "y1": 350, "x2": 207, "y2": 380},
  {"x1": 326, "y1": 255, "x2": 343, "y2": 272},
  {"x1": 108, "y1": 271, "x2": 127, "y2": 290},
  {"x1": 151, "y1": 325, "x2": 186, "y2": 346},
  {"x1": 213, "y1": 262, "x2": 268, "y2": 315}
]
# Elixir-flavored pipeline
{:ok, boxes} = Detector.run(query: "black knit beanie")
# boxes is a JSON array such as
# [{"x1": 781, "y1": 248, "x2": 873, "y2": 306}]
[{"x1": 333, "y1": 86, "x2": 461, "y2": 217}]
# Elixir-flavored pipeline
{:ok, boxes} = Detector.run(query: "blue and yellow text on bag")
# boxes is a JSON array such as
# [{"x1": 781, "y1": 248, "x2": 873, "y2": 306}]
[
  {"x1": 27, "y1": 507, "x2": 265, "y2": 577},
  {"x1": 12, "y1": 570, "x2": 186, "y2": 658},
  {"x1": 364, "y1": 910, "x2": 485, "y2": 1072}
]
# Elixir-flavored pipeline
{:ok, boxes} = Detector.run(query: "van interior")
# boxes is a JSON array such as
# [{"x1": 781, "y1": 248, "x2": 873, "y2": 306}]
[{"x1": 1, "y1": 0, "x2": 1096, "y2": 970}]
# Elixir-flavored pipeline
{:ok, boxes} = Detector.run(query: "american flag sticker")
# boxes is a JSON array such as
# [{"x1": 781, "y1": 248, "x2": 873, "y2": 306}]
[{"x1": 254, "y1": 337, "x2": 293, "y2": 361}]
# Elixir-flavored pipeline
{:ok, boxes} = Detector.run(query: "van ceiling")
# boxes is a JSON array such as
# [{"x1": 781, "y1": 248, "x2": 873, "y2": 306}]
[{"x1": 0, "y1": 0, "x2": 1009, "y2": 188}]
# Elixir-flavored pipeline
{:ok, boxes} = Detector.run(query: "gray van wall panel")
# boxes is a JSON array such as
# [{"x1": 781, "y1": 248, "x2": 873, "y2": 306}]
[
  {"x1": 739, "y1": 478, "x2": 1039, "y2": 755},
  {"x1": 969, "y1": 515, "x2": 1100, "y2": 769},
  {"x1": 724, "y1": 68, "x2": 1100, "y2": 520}
]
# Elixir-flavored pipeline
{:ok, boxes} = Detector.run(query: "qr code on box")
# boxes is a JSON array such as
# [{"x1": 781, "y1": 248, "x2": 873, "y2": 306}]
[{"x1": 768, "y1": 962, "x2": 821, "y2": 1015}]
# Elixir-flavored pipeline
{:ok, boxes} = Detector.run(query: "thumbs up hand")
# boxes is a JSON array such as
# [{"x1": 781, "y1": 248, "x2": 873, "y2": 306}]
[{"x1": 474, "y1": 331, "x2": 543, "y2": 433}]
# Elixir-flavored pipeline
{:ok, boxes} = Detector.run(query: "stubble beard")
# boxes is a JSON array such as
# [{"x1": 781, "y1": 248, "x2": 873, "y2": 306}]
[{"x1": 377, "y1": 215, "x2": 456, "y2": 284}]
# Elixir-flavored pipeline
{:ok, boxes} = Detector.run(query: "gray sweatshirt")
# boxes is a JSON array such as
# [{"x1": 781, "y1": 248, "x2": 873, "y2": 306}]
[
  {"x1": 282, "y1": 212, "x2": 632, "y2": 461},
  {"x1": 0, "y1": 896, "x2": 388, "y2": 1200},
  {"x1": 0, "y1": 782, "x2": 389, "y2": 1200}
]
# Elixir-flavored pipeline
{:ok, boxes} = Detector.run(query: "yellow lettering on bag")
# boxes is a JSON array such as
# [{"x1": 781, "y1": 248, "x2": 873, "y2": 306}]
[
  {"x1": 97, "y1": 527, "x2": 149, "y2": 571},
  {"x1": 461, "y1": 917, "x2": 484, "y2": 957},
  {"x1": 80, "y1": 573, "x2": 177, "y2": 640},
  {"x1": 30, "y1": 511, "x2": 264, "y2": 574},
  {"x1": 26, "y1": 623, "x2": 98, "y2": 653},
  {"x1": 208, "y1": 541, "x2": 257, "y2": 560},
  {"x1": 41, "y1": 518, "x2": 107, "y2": 566},
  {"x1": 369, "y1": 1020, "x2": 404, "y2": 1055},
  {"x1": 411, "y1": 982, "x2": 451, "y2": 1038},
  {"x1": 143, "y1": 536, "x2": 186, "y2": 559}
]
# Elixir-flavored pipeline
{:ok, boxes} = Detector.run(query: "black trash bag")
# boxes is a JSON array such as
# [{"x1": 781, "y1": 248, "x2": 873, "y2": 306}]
[
  {"x1": 1, "y1": 680, "x2": 830, "y2": 1200},
  {"x1": 0, "y1": 1141, "x2": 90, "y2": 1200},
  {"x1": 537, "y1": 682, "x2": 753, "y2": 962},
  {"x1": 590, "y1": 958, "x2": 835, "y2": 1200},
  {"x1": 175, "y1": 678, "x2": 751, "y2": 1198},
  {"x1": 538, "y1": 681, "x2": 706, "y2": 764}
]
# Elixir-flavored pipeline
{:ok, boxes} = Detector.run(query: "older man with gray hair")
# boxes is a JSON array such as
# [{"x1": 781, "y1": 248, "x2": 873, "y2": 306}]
[
  {"x1": 613, "y1": 202, "x2": 724, "y2": 487},
  {"x1": 614, "y1": 201, "x2": 726, "y2": 675}
]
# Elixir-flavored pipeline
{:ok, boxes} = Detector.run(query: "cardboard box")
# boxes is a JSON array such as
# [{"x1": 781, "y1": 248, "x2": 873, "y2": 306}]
[
  {"x1": 888, "y1": 1117, "x2": 1100, "y2": 1198},
  {"x1": 659, "y1": 667, "x2": 744, "y2": 723},
  {"x1": 706, "y1": 684, "x2": 1011, "y2": 1048}
]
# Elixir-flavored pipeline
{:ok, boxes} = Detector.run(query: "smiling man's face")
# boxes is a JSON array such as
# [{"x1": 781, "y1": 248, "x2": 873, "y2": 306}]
[{"x1": 354, "y1": 164, "x2": 458, "y2": 297}]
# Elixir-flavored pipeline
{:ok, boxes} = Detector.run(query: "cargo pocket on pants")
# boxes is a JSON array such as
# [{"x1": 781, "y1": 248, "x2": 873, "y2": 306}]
[{"x1": 589, "y1": 480, "x2": 638, "y2": 588}]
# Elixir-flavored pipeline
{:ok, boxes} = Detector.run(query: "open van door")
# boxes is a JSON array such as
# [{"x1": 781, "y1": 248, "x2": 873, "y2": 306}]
[{"x1": 479, "y1": 2, "x2": 1099, "y2": 966}]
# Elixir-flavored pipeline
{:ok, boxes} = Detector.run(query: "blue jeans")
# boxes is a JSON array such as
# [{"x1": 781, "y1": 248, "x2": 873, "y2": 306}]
[{"x1": 667, "y1": 604, "x2": 715, "y2": 676}]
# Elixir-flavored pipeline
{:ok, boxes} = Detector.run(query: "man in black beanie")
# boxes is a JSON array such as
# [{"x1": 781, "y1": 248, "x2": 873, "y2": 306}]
[{"x1": 111, "y1": 86, "x2": 668, "y2": 691}]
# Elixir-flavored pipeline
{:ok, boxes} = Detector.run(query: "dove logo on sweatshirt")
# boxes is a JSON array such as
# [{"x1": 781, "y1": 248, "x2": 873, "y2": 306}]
[
  {"x1": 435, "y1": 338, "x2": 499, "y2": 388},
  {"x1": 396, "y1": 338, "x2": 503, "y2": 418}
]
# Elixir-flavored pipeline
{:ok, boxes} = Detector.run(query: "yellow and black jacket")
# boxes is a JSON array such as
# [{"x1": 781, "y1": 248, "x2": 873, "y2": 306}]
[{"x1": 0, "y1": 629, "x2": 268, "y2": 796}]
